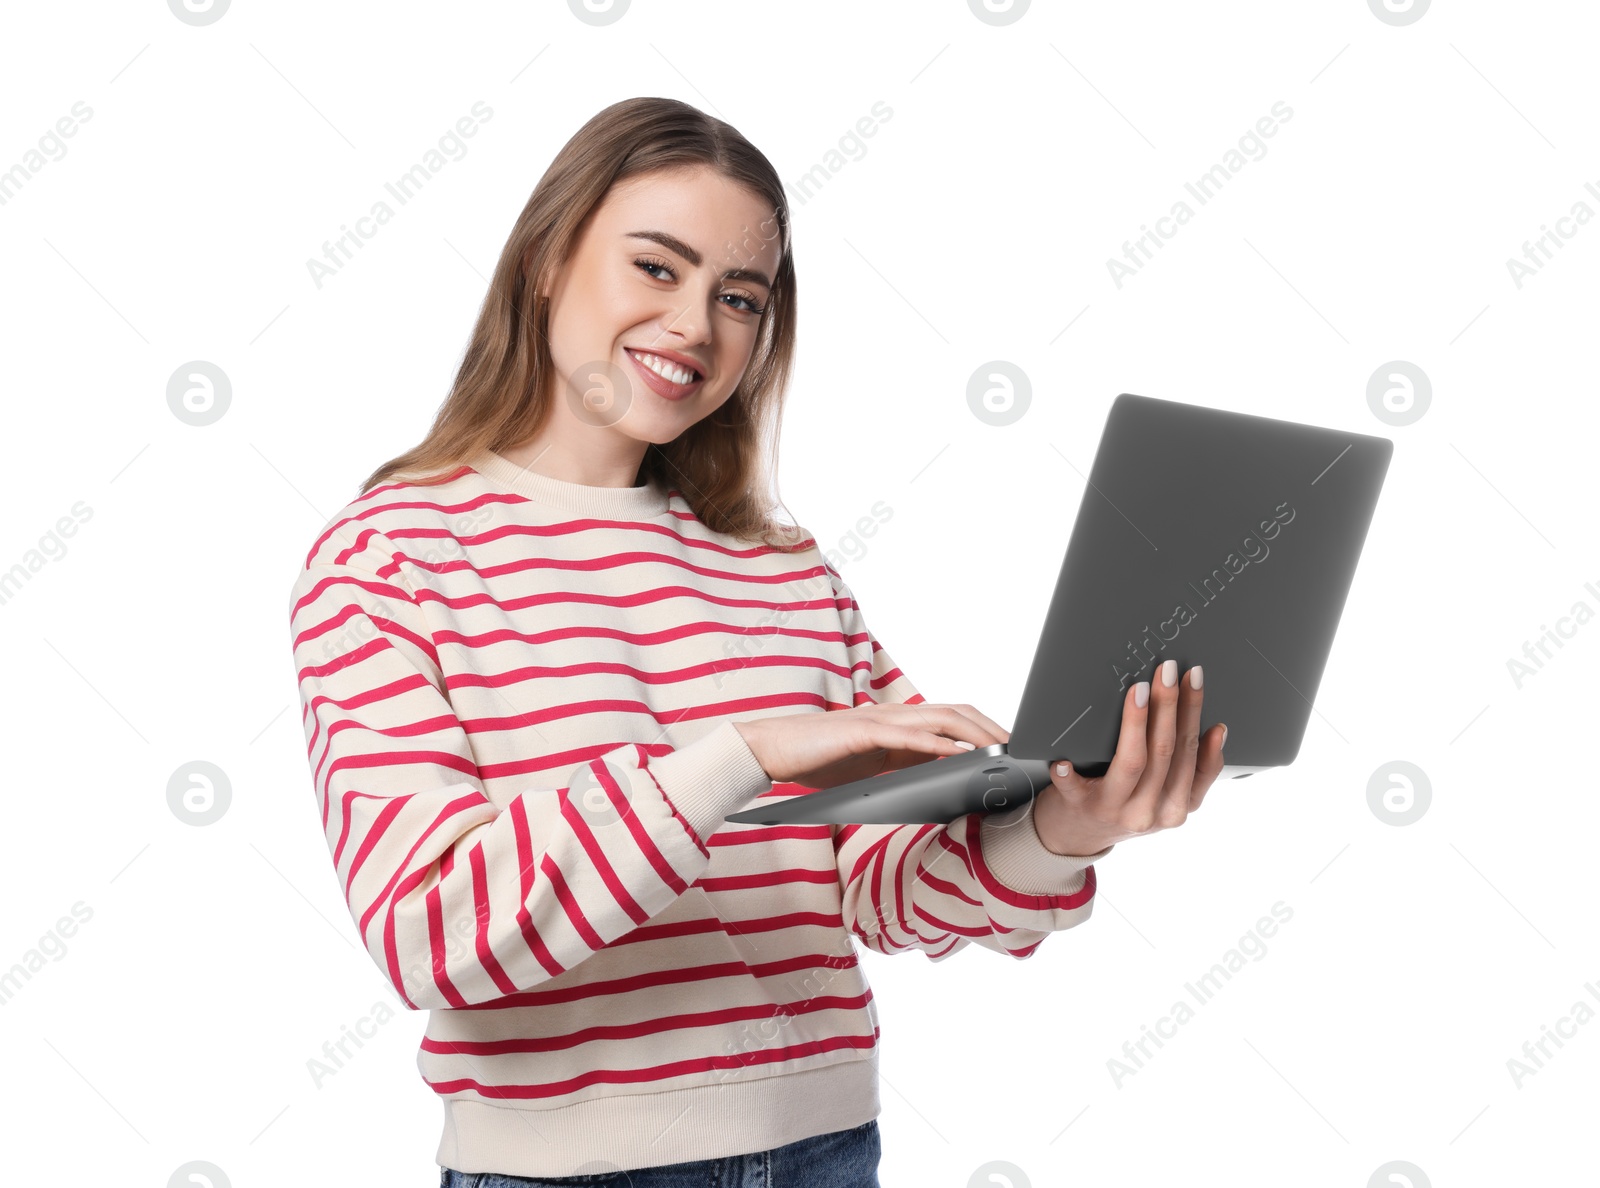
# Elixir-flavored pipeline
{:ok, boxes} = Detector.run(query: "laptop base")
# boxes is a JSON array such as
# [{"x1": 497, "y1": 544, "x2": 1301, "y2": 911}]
[{"x1": 724, "y1": 744, "x2": 1270, "y2": 827}]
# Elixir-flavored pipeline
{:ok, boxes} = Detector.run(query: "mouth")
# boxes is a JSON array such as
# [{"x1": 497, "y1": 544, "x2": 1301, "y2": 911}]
[{"x1": 624, "y1": 347, "x2": 706, "y2": 401}]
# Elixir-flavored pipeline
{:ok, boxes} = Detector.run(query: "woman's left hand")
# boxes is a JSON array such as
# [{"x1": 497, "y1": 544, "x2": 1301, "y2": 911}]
[{"x1": 1029, "y1": 660, "x2": 1226, "y2": 857}]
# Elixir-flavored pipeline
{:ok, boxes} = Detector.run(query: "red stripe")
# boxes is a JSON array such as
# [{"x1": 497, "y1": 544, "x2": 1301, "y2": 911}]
[
  {"x1": 423, "y1": 992, "x2": 874, "y2": 1056},
  {"x1": 356, "y1": 792, "x2": 482, "y2": 933},
  {"x1": 375, "y1": 509, "x2": 807, "y2": 562},
  {"x1": 457, "y1": 693, "x2": 832, "y2": 761},
  {"x1": 603, "y1": 910, "x2": 856, "y2": 949},
  {"x1": 471, "y1": 952, "x2": 856, "y2": 1012},
  {"x1": 289, "y1": 570, "x2": 413, "y2": 631},
  {"x1": 476, "y1": 739, "x2": 669, "y2": 786},
  {"x1": 438, "y1": 645, "x2": 870, "y2": 692},
  {"x1": 863, "y1": 833, "x2": 905, "y2": 951},
  {"x1": 323, "y1": 745, "x2": 479, "y2": 788},
  {"x1": 556, "y1": 781, "x2": 651, "y2": 927},
  {"x1": 425, "y1": 846, "x2": 467, "y2": 1008},
  {"x1": 331, "y1": 524, "x2": 388, "y2": 568},
  {"x1": 380, "y1": 544, "x2": 829, "y2": 592},
  {"x1": 510, "y1": 795, "x2": 537, "y2": 900},
  {"x1": 957, "y1": 814, "x2": 1098, "y2": 911},
  {"x1": 300, "y1": 678, "x2": 440, "y2": 788},
  {"x1": 510, "y1": 865, "x2": 567, "y2": 984},
  {"x1": 919, "y1": 866, "x2": 982, "y2": 909},
  {"x1": 466, "y1": 841, "x2": 519, "y2": 999},
  {"x1": 713, "y1": 823, "x2": 831, "y2": 845},
  {"x1": 696, "y1": 867, "x2": 835, "y2": 892},
  {"x1": 621, "y1": 760, "x2": 697, "y2": 887},
  {"x1": 408, "y1": 582, "x2": 842, "y2": 620},
  {"x1": 424, "y1": 1031, "x2": 880, "y2": 1100},
  {"x1": 303, "y1": 467, "x2": 479, "y2": 563},
  {"x1": 889, "y1": 825, "x2": 943, "y2": 949},
  {"x1": 311, "y1": 616, "x2": 440, "y2": 677},
  {"x1": 541, "y1": 850, "x2": 604, "y2": 951}
]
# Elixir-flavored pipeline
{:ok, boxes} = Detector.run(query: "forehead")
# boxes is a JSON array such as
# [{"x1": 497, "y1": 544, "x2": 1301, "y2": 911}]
[{"x1": 592, "y1": 167, "x2": 782, "y2": 276}]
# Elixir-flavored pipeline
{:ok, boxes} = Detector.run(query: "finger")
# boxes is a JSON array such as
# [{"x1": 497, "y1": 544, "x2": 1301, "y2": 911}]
[
  {"x1": 1152, "y1": 665, "x2": 1204, "y2": 827},
  {"x1": 1189, "y1": 723, "x2": 1227, "y2": 811},
  {"x1": 1126, "y1": 659, "x2": 1181, "y2": 818},
  {"x1": 891, "y1": 703, "x2": 1005, "y2": 749},
  {"x1": 1100, "y1": 677, "x2": 1152, "y2": 803},
  {"x1": 951, "y1": 702, "x2": 1010, "y2": 745},
  {"x1": 886, "y1": 720, "x2": 983, "y2": 759}
]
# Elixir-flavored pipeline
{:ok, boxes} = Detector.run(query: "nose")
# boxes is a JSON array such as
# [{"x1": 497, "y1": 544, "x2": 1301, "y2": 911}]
[{"x1": 659, "y1": 285, "x2": 716, "y2": 347}]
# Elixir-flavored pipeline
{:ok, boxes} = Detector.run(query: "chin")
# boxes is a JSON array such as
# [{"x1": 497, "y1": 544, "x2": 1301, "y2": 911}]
[
  {"x1": 629, "y1": 405, "x2": 711, "y2": 445},
  {"x1": 614, "y1": 421, "x2": 684, "y2": 448}
]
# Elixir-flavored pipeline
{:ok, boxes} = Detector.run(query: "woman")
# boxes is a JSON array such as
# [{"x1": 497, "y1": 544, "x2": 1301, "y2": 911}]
[{"x1": 287, "y1": 96, "x2": 1224, "y2": 1187}]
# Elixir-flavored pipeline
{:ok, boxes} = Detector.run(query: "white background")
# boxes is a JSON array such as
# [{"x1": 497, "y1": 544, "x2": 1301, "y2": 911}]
[{"x1": 1, "y1": 1, "x2": 1595, "y2": 1185}]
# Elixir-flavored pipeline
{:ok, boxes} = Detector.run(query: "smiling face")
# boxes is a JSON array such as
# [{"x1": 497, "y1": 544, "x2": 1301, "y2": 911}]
[{"x1": 534, "y1": 164, "x2": 783, "y2": 449}]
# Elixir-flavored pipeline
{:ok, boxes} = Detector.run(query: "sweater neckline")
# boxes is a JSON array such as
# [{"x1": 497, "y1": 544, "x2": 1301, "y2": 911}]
[{"x1": 468, "y1": 449, "x2": 672, "y2": 519}]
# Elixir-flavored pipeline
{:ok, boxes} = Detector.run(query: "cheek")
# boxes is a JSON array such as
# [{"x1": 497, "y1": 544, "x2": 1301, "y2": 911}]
[
  {"x1": 719, "y1": 328, "x2": 760, "y2": 372},
  {"x1": 554, "y1": 279, "x2": 646, "y2": 354},
  {"x1": 596, "y1": 278, "x2": 645, "y2": 327}
]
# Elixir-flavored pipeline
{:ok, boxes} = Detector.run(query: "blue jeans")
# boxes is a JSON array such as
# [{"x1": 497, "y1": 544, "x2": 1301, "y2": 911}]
[{"x1": 439, "y1": 1119, "x2": 880, "y2": 1187}]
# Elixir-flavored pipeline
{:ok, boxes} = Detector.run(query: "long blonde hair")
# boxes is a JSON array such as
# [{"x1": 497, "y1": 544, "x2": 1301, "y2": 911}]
[{"x1": 360, "y1": 96, "x2": 808, "y2": 552}]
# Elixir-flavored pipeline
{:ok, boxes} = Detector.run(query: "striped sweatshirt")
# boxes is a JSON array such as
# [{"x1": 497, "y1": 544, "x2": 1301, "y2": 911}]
[{"x1": 286, "y1": 449, "x2": 1110, "y2": 1177}]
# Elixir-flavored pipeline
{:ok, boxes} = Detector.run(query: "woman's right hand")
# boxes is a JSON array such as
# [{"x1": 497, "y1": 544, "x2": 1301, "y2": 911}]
[{"x1": 731, "y1": 704, "x2": 1009, "y2": 790}]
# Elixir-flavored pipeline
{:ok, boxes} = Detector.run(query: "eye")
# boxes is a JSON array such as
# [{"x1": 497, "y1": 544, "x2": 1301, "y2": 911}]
[
  {"x1": 633, "y1": 256, "x2": 767, "y2": 316},
  {"x1": 634, "y1": 255, "x2": 676, "y2": 282},
  {"x1": 723, "y1": 290, "x2": 766, "y2": 315}
]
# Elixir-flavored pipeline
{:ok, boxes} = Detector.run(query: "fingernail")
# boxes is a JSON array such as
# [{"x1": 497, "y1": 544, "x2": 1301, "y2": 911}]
[
  {"x1": 1055, "y1": 762, "x2": 1071, "y2": 778},
  {"x1": 1190, "y1": 665, "x2": 1203, "y2": 690},
  {"x1": 1161, "y1": 660, "x2": 1177, "y2": 687},
  {"x1": 1135, "y1": 681, "x2": 1150, "y2": 708},
  {"x1": 1219, "y1": 725, "x2": 1228, "y2": 748},
  {"x1": 954, "y1": 740, "x2": 975, "y2": 751}
]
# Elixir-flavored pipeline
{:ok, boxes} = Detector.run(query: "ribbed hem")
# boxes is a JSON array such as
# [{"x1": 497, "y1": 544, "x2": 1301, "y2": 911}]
[
  {"x1": 467, "y1": 449, "x2": 671, "y2": 518},
  {"x1": 435, "y1": 1054, "x2": 879, "y2": 1176},
  {"x1": 647, "y1": 719, "x2": 773, "y2": 844},
  {"x1": 979, "y1": 801, "x2": 1113, "y2": 893}
]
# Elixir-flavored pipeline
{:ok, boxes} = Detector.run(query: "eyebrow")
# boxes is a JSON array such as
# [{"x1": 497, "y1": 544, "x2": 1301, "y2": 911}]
[{"x1": 624, "y1": 230, "x2": 773, "y2": 290}]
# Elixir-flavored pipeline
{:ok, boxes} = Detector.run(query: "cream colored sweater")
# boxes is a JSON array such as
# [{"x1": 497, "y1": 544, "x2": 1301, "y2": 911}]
[{"x1": 286, "y1": 450, "x2": 1108, "y2": 1176}]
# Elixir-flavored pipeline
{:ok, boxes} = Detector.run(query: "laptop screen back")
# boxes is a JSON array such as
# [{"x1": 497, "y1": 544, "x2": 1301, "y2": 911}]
[{"x1": 1007, "y1": 393, "x2": 1393, "y2": 774}]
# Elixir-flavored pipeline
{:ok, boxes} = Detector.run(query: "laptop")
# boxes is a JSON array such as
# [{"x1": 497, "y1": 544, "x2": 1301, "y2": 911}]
[{"x1": 725, "y1": 393, "x2": 1394, "y2": 826}]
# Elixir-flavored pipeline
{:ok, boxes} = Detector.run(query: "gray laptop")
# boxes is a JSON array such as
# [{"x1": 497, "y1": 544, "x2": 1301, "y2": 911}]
[{"x1": 725, "y1": 393, "x2": 1393, "y2": 826}]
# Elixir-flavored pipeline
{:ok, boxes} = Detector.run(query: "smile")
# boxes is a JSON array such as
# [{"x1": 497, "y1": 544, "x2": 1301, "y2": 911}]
[{"x1": 625, "y1": 348, "x2": 705, "y2": 401}]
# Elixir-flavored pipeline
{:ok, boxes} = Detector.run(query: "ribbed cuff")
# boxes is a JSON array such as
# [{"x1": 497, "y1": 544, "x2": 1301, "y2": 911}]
[
  {"x1": 979, "y1": 802, "x2": 1113, "y2": 894},
  {"x1": 645, "y1": 719, "x2": 774, "y2": 845}
]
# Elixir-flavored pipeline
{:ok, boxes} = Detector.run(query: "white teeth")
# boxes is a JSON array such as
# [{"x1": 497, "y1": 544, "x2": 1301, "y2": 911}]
[{"x1": 632, "y1": 350, "x2": 696, "y2": 385}]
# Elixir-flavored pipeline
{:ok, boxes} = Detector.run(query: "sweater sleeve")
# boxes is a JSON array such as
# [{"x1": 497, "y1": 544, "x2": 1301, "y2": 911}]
[
  {"x1": 825, "y1": 570, "x2": 1110, "y2": 962},
  {"x1": 288, "y1": 554, "x2": 772, "y2": 1011}
]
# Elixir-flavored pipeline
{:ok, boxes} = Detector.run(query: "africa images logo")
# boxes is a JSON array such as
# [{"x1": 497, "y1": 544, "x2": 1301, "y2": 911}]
[{"x1": 1110, "y1": 501, "x2": 1295, "y2": 690}]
